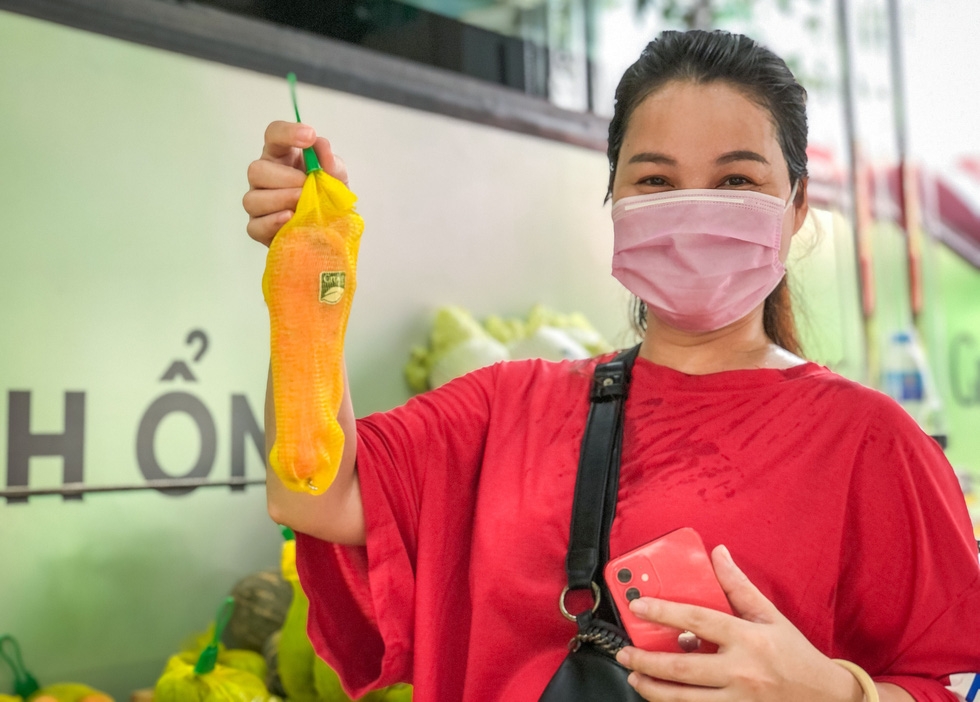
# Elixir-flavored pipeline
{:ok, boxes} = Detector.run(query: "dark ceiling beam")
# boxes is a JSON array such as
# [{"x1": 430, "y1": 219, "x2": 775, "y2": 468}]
[{"x1": 0, "y1": 0, "x2": 609, "y2": 151}]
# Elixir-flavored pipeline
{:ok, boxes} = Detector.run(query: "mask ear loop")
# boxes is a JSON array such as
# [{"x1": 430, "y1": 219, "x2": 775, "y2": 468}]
[{"x1": 783, "y1": 179, "x2": 800, "y2": 212}]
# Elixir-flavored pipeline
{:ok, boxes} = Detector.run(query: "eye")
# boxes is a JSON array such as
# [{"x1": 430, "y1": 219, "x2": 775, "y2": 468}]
[
  {"x1": 721, "y1": 175, "x2": 753, "y2": 187},
  {"x1": 638, "y1": 175, "x2": 670, "y2": 187}
]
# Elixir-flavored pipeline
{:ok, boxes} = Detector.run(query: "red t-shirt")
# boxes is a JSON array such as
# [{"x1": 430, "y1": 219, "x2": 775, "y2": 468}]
[{"x1": 296, "y1": 356, "x2": 980, "y2": 701}]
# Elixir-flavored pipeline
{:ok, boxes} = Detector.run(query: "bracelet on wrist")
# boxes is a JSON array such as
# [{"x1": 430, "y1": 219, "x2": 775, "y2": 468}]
[{"x1": 832, "y1": 659, "x2": 880, "y2": 702}]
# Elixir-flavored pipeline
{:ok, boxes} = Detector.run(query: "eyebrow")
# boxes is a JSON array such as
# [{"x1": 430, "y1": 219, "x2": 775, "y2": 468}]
[
  {"x1": 715, "y1": 150, "x2": 770, "y2": 166},
  {"x1": 626, "y1": 150, "x2": 770, "y2": 166},
  {"x1": 628, "y1": 152, "x2": 677, "y2": 165}
]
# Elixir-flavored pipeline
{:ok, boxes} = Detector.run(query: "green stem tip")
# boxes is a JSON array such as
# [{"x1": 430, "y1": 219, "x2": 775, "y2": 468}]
[
  {"x1": 287, "y1": 71, "x2": 322, "y2": 174},
  {"x1": 194, "y1": 597, "x2": 235, "y2": 676}
]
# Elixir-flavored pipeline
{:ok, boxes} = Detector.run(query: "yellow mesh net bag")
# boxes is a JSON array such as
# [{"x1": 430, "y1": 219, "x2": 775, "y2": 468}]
[
  {"x1": 262, "y1": 75, "x2": 364, "y2": 496},
  {"x1": 154, "y1": 599, "x2": 277, "y2": 702}
]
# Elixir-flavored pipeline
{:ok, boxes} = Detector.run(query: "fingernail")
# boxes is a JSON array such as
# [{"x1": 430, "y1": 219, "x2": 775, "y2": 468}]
[
  {"x1": 616, "y1": 648, "x2": 630, "y2": 666},
  {"x1": 627, "y1": 673, "x2": 639, "y2": 687},
  {"x1": 718, "y1": 544, "x2": 736, "y2": 568},
  {"x1": 298, "y1": 126, "x2": 315, "y2": 143},
  {"x1": 629, "y1": 598, "x2": 649, "y2": 615}
]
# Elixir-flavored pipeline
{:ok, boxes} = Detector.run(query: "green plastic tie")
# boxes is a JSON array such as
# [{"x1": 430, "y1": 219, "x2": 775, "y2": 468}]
[
  {"x1": 287, "y1": 72, "x2": 322, "y2": 174},
  {"x1": 0, "y1": 635, "x2": 41, "y2": 698},
  {"x1": 280, "y1": 525, "x2": 295, "y2": 541},
  {"x1": 194, "y1": 597, "x2": 235, "y2": 676}
]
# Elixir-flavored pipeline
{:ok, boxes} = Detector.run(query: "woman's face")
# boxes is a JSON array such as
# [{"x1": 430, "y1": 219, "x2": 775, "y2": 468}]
[{"x1": 611, "y1": 80, "x2": 808, "y2": 263}]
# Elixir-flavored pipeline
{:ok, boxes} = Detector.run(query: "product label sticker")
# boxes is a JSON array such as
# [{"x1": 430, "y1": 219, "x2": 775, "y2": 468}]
[{"x1": 320, "y1": 271, "x2": 346, "y2": 305}]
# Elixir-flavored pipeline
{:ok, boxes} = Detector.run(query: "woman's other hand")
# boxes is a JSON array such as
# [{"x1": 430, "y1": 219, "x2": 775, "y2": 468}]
[
  {"x1": 243, "y1": 121, "x2": 349, "y2": 246},
  {"x1": 615, "y1": 545, "x2": 913, "y2": 701}
]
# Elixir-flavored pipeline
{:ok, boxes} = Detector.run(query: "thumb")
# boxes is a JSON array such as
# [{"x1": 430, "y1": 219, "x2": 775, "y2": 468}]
[
  {"x1": 312, "y1": 137, "x2": 349, "y2": 186},
  {"x1": 712, "y1": 544, "x2": 780, "y2": 624}
]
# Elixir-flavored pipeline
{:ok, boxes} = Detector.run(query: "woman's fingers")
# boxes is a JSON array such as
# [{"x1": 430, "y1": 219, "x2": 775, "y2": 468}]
[
  {"x1": 245, "y1": 122, "x2": 351, "y2": 246},
  {"x1": 711, "y1": 545, "x2": 780, "y2": 624},
  {"x1": 247, "y1": 210, "x2": 293, "y2": 247},
  {"x1": 242, "y1": 186, "x2": 303, "y2": 219},
  {"x1": 262, "y1": 120, "x2": 317, "y2": 162},
  {"x1": 617, "y1": 648, "x2": 729, "y2": 689},
  {"x1": 627, "y1": 597, "x2": 738, "y2": 648},
  {"x1": 312, "y1": 137, "x2": 350, "y2": 185},
  {"x1": 627, "y1": 673, "x2": 718, "y2": 702},
  {"x1": 247, "y1": 159, "x2": 307, "y2": 190},
  {"x1": 256, "y1": 125, "x2": 349, "y2": 185}
]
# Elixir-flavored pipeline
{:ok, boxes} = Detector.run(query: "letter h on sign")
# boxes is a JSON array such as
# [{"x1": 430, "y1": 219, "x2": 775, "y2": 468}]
[{"x1": 6, "y1": 391, "x2": 86, "y2": 503}]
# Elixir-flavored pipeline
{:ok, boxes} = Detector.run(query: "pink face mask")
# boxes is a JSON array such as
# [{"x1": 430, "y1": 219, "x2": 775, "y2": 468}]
[{"x1": 611, "y1": 186, "x2": 797, "y2": 333}]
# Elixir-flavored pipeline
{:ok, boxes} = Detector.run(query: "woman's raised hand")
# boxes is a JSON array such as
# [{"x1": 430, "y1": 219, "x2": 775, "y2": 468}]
[
  {"x1": 248, "y1": 120, "x2": 365, "y2": 546},
  {"x1": 243, "y1": 121, "x2": 349, "y2": 247},
  {"x1": 615, "y1": 545, "x2": 870, "y2": 702}
]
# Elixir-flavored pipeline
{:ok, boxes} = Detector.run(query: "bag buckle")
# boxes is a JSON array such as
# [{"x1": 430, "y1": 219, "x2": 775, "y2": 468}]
[
  {"x1": 590, "y1": 362, "x2": 626, "y2": 401},
  {"x1": 558, "y1": 583, "x2": 601, "y2": 622}
]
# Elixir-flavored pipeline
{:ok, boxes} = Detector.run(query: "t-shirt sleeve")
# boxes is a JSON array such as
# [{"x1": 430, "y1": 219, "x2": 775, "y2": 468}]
[
  {"x1": 294, "y1": 362, "x2": 500, "y2": 696},
  {"x1": 833, "y1": 397, "x2": 980, "y2": 701}
]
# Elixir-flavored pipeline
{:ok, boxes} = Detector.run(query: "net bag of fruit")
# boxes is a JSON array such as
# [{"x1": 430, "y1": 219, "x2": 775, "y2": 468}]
[{"x1": 262, "y1": 74, "x2": 364, "y2": 496}]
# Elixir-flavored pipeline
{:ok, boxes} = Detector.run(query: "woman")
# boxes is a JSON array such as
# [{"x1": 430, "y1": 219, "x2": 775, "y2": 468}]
[{"x1": 243, "y1": 30, "x2": 980, "y2": 701}]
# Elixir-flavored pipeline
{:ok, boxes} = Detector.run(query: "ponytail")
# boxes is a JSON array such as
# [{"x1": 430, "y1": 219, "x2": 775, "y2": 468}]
[{"x1": 762, "y1": 276, "x2": 802, "y2": 356}]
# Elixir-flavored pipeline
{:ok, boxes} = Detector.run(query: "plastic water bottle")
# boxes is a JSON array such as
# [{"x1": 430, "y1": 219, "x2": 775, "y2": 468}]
[
  {"x1": 883, "y1": 332, "x2": 924, "y2": 407},
  {"x1": 881, "y1": 330, "x2": 948, "y2": 449}
]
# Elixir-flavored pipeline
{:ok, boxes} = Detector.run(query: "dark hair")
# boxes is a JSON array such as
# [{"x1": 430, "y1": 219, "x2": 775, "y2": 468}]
[{"x1": 611, "y1": 30, "x2": 808, "y2": 355}]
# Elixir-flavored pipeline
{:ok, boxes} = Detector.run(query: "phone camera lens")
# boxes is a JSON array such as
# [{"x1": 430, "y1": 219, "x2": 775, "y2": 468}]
[
  {"x1": 616, "y1": 568, "x2": 632, "y2": 583},
  {"x1": 625, "y1": 587, "x2": 641, "y2": 602}
]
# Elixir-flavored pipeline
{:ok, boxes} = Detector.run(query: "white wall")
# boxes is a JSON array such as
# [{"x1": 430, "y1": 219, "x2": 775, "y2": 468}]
[{"x1": 903, "y1": 0, "x2": 980, "y2": 167}]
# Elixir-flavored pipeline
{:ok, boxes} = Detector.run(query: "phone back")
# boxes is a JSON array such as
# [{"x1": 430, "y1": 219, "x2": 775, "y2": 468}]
[{"x1": 603, "y1": 527, "x2": 733, "y2": 653}]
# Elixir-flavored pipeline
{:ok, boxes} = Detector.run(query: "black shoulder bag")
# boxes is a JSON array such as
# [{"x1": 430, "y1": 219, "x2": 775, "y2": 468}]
[{"x1": 539, "y1": 345, "x2": 644, "y2": 701}]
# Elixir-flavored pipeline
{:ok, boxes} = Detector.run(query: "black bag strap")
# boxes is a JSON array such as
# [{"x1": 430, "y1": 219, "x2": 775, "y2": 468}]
[{"x1": 562, "y1": 344, "x2": 641, "y2": 625}]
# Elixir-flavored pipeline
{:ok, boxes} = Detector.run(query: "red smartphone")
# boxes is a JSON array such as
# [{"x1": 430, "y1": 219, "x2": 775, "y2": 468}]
[{"x1": 604, "y1": 527, "x2": 733, "y2": 653}]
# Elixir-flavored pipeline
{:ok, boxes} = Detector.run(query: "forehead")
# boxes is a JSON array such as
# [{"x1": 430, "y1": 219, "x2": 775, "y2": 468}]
[{"x1": 621, "y1": 81, "x2": 784, "y2": 167}]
